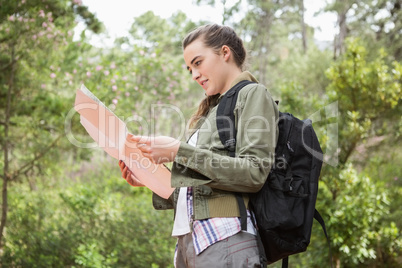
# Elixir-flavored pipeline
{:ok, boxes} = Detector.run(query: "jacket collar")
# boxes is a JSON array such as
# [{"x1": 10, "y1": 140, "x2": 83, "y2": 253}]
[
  {"x1": 218, "y1": 71, "x2": 259, "y2": 101},
  {"x1": 229, "y1": 71, "x2": 259, "y2": 88}
]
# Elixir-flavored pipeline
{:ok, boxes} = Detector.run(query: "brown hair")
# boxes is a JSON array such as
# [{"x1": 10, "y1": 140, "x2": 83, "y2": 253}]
[{"x1": 183, "y1": 24, "x2": 247, "y2": 130}]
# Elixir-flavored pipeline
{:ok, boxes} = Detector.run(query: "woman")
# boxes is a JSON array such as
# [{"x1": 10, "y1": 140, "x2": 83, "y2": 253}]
[{"x1": 119, "y1": 24, "x2": 278, "y2": 267}]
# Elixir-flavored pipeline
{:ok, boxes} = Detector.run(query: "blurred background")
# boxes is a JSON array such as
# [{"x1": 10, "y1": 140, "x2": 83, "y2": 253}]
[{"x1": 0, "y1": 0, "x2": 401, "y2": 267}]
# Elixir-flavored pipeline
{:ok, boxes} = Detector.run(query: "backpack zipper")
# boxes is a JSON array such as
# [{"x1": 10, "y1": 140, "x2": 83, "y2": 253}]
[{"x1": 287, "y1": 141, "x2": 294, "y2": 152}]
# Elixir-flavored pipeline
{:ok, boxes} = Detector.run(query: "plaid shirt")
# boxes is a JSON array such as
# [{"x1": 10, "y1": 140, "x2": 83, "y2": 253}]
[
  {"x1": 177, "y1": 129, "x2": 256, "y2": 255},
  {"x1": 187, "y1": 187, "x2": 256, "y2": 255}
]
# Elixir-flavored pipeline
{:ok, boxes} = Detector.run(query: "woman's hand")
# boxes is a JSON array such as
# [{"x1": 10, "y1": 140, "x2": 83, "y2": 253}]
[
  {"x1": 118, "y1": 160, "x2": 145, "y2": 187},
  {"x1": 130, "y1": 135, "x2": 180, "y2": 164}
]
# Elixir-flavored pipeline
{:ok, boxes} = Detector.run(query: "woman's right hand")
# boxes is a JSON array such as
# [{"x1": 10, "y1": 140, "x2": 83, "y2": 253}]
[{"x1": 118, "y1": 160, "x2": 145, "y2": 187}]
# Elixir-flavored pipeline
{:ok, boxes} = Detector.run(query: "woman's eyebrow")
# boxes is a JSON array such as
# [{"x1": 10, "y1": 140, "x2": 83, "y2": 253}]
[
  {"x1": 190, "y1": 55, "x2": 201, "y2": 65},
  {"x1": 186, "y1": 55, "x2": 201, "y2": 71}
]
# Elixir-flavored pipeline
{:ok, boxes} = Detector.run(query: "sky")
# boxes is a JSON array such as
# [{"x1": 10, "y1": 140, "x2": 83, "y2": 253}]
[{"x1": 76, "y1": 0, "x2": 337, "y2": 47}]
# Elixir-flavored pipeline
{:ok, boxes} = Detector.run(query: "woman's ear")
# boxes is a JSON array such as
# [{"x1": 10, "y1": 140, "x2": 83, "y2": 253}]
[{"x1": 221, "y1": 45, "x2": 231, "y2": 61}]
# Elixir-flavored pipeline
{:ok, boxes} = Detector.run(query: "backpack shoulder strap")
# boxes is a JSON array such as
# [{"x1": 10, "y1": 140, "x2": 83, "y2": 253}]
[
  {"x1": 216, "y1": 80, "x2": 255, "y2": 231},
  {"x1": 216, "y1": 80, "x2": 255, "y2": 157},
  {"x1": 314, "y1": 209, "x2": 333, "y2": 268}
]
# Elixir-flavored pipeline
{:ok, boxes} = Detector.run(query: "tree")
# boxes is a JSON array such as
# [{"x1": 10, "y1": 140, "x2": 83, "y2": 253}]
[
  {"x1": 1, "y1": 6, "x2": 199, "y2": 265},
  {"x1": 352, "y1": 0, "x2": 402, "y2": 61},
  {"x1": 324, "y1": 0, "x2": 402, "y2": 61},
  {"x1": 300, "y1": 0, "x2": 307, "y2": 54},
  {"x1": 325, "y1": 38, "x2": 401, "y2": 166},
  {"x1": 195, "y1": 0, "x2": 242, "y2": 25},
  {"x1": 0, "y1": 0, "x2": 101, "y2": 247},
  {"x1": 325, "y1": 0, "x2": 356, "y2": 59},
  {"x1": 371, "y1": 0, "x2": 402, "y2": 60},
  {"x1": 320, "y1": 38, "x2": 401, "y2": 267}
]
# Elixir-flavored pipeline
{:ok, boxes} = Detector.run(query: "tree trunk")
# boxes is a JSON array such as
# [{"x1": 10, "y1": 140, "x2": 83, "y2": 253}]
[
  {"x1": 300, "y1": 0, "x2": 307, "y2": 54},
  {"x1": 256, "y1": 11, "x2": 273, "y2": 86},
  {"x1": 0, "y1": 45, "x2": 15, "y2": 248},
  {"x1": 337, "y1": 11, "x2": 347, "y2": 55},
  {"x1": 335, "y1": 256, "x2": 341, "y2": 268},
  {"x1": 334, "y1": 1, "x2": 352, "y2": 59}
]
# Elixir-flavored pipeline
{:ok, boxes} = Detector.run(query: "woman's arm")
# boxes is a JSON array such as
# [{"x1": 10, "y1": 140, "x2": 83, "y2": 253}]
[
  {"x1": 132, "y1": 84, "x2": 278, "y2": 193},
  {"x1": 171, "y1": 85, "x2": 279, "y2": 193}
]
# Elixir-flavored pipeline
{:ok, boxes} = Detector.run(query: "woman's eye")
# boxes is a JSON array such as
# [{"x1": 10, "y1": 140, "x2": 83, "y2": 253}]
[{"x1": 195, "y1": 60, "x2": 201, "y2": 66}]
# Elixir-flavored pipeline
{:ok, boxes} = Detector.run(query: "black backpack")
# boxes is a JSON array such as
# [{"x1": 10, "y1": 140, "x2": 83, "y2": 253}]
[{"x1": 216, "y1": 80, "x2": 330, "y2": 268}]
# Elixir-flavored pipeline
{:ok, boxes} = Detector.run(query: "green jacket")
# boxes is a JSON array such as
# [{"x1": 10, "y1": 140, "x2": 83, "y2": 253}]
[{"x1": 153, "y1": 72, "x2": 279, "y2": 220}]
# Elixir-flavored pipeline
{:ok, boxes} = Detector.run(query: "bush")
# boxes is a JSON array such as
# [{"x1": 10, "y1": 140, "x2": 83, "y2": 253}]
[{"x1": 2, "y1": 161, "x2": 176, "y2": 268}]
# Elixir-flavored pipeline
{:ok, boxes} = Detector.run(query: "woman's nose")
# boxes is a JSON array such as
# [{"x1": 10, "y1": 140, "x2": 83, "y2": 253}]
[{"x1": 192, "y1": 69, "x2": 200, "y2": 81}]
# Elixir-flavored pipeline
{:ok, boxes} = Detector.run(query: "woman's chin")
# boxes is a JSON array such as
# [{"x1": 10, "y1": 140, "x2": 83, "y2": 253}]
[{"x1": 205, "y1": 89, "x2": 218, "y2": 96}]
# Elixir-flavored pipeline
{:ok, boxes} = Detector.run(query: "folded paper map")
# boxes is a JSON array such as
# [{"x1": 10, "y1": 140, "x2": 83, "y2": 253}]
[{"x1": 74, "y1": 84, "x2": 174, "y2": 198}]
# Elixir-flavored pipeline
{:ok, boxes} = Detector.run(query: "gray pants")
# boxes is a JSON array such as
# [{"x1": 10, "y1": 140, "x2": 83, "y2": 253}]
[{"x1": 175, "y1": 231, "x2": 262, "y2": 268}]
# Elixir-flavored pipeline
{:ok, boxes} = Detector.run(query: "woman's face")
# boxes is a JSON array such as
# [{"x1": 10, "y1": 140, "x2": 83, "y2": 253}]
[{"x1": 183, "y1": 38, "x2": 233, "y2": 96}]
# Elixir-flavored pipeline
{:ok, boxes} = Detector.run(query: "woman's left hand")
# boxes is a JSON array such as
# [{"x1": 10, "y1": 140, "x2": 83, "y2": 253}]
[
  {"x1": 118, "y1": 160, "x2": 145, "y2": 187},
  {"x1": 130, "y1": 135, "x2": 180, "y2": 164}
]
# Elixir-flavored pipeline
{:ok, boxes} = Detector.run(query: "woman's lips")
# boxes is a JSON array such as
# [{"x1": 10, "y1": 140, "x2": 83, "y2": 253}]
[{"x1": 201, "y1": 79, "x2": 208, "y2": 90}]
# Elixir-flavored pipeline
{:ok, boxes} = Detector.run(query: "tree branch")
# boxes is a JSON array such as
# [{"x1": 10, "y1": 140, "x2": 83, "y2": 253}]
[
  {"x1": 10, "y1": 135, "x2": 63, "y2": 181},
  {"x1": 0, "y1": 59, "x2": 17, "y2": 72},
  {"x1": 0, "y1": 120, "x2": 17, "y2": 127}
]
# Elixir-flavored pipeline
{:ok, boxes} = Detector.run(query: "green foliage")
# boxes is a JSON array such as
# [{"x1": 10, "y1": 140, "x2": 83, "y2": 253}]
[
  {"x1": 290, "y1": 164, "x2": 400, "y2": 268},
  {"x1": 0, "y1": 0, "x2": 102, "y2": 183},
  {"x1": 325, "y1": 38, "x2": 401, "y2": 165},
  {"x1": 1, "y1": 3, "x2": 183, "y2": 266},
  {"x1": 72, "y1": 11, "x2": 202, "y2": 140},
  {"x1": 270, "y1": 46, "x2": 333, "y2": 98},
  {"x1": 327, "y1": 164, "x2": 389, "y2": 264},
  {"x1": 1, "y1": 158, "x2": 175, "y2": 267},
  {"x1": 314, "y1": 38, "x2": 402, "y2": 267},
  {"x1": 360, "y1": 145, "x2": 402, "y2": 266},
  {"x1": 326, "y1": 39, "x2": 400, "y2": 112}
]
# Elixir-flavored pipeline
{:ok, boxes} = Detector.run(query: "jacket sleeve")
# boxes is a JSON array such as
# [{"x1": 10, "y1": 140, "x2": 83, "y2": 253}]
[
  {"x1": 152, "y1": 189, "x2": 176, "y2": 210},
  {"x1": 171, "y1": 84, "x2": 278, "y2": 193}
]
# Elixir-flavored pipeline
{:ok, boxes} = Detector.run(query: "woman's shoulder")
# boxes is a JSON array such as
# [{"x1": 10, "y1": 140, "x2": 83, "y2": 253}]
[{"x1": 238, "y1": 82, "x2": 273, "y2": 101}]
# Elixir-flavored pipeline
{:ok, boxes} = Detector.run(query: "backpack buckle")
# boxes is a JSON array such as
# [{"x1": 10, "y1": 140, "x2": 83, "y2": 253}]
[
  {"x1": 285, "y1": 176, "x2": 294, "y2": 192},
  {"x1": 224, "y1": 138, "x2": 236, "y2": 151}
]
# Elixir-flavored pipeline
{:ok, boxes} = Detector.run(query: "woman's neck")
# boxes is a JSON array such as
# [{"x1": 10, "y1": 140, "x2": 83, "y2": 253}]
[{"x1": 221, "y1": 68, "x2": 243, "y2": 94}]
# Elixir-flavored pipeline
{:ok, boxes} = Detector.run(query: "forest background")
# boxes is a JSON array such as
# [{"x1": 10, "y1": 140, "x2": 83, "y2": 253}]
[{"x1": 0, "y1": 0, "x2": 401, "y2": 267}]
